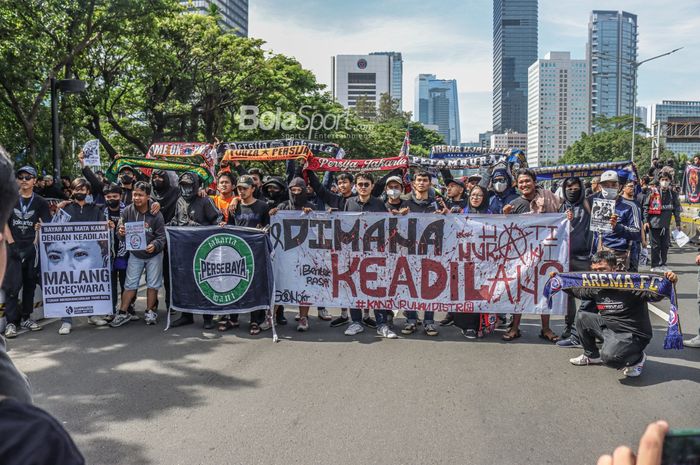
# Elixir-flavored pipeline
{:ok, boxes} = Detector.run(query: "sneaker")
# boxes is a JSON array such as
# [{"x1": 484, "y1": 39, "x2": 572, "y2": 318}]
[
  {"x1": 684, "y1": 335, "x2": 700, "y2": 348},
  {"x1": 621, "y1": 353, "x2": 646, "y2": 377},
  {"x1": 330, "y1": 316, "x2": 349, "y2": 327},
  {"x1": 362, "y1": 316, "x2": 377, "y2": 328},
  {"x1": 21, "y1": 319, "x2": 43, "y2": 331},
  {"x1": 560, "y1": 325, "x2": 572, "y2": 340},
  {"x1": 4, "y1": 324, "x2": 17, "y2": 339},
  {"x1": 377, "y1": 324, "x2": 398, "y2": 339},
  {"x1": 317, "y1": 308, "x2": 332, "y2": 321},
  {"x1": 344, "y1": 322, "x2": 364, "y2": 336},
  {"x1": 259, "y1": 320, "x2": 272, "y2": 331},
  {"x1": 401, "y1": 323, "x2": 416, "y2": 335},
  {"x1": 109, "y1": 312, "x2": 131, "y2": 328},
  {"x1": 439, "y1": 315, "x2": 454, "y2": 326},
  {"x1": 145, "y1": 310, "x2": 157, "y2": 325},
  {"x1": 556, "y1": 335, "x2": 582, "y2": 348},
  {"x1": 58, "y1": 322, "x2": 72, "y2": 335},
  {"x1": 462, "y1": 328, "x2": 477, "y2": 339},
  {"x1": 386, "y1": 312, "x2": 394, "y2": 327},
  {"x1": 569, "y1": 354, "x2": 603, "y2": 366},
  {"x1": 87, "y1": 316, "x2": 108, "y2": 327},
  {"x1": 294, "y1": 313, "x2": 301, "y2": 321},
  {"x1": 297, "y1": 317, "x2": 309, "y2": 332},
  {"x1": 424, "y1": 323, "x2": 439, "y2": 337},
  {"x1": 128, "y1": 312, "x2": 140, "y2": 321}
]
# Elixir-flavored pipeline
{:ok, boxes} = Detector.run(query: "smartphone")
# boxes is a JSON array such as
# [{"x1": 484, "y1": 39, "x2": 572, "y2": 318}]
[{"x1": 662, "y1": 429, "x2": 700, "y2": 465}]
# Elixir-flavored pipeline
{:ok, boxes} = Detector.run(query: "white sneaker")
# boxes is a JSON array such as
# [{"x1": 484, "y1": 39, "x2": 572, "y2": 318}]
[
  {"x1": 649, "y1": 267, "x2": 659, "y2": 272},
  {"x1": 569, "y1": 354, "x2": 603, "y2": 366},
  {"x1": 294, "y1": 312, "x2": 301, "y2": 321},
  {"x1": 622, "y1": 353, "x2": 646, "y2": 377},
  {"x1": 144, "y1": 310, "x2": 157, "y2": 325},
  {"x1": 259, "y1": 320, "x2": 272, "y2": 331},
  {"x1": 4, "y1": 323, "x2": 17, "y2": 339},
  {"x1": 296, "y1": 317, "x2": 309, "y2": 332},
  {"x1": 317, "y1": 308, "x2": 332, "y2": 321},
  {"x1": 377, "y1": 324, "x2": 398, "y2": 339},
  {"x1": 684, "y1": 335, "x2": 700, "y2": 348},
  {"x1": 88, "y1": 316, "x2": 108, "y2": 327},
  {"x1": 344, "y1": 322, "x2": 364, "y2": 336},
  {"x1": 58, "y1": 322, "x2": 72, "y2": 335},
  {"x1": 128, "y1": 312, "x2": 140, "y2": 321}
]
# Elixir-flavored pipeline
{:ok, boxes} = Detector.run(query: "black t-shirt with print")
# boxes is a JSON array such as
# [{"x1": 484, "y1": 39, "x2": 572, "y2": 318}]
[
  {"x1": 8, "y1": 193, "x2": 51, "y2": 249},
  {"x1": 228, "y1": 199, "x2": 270, "y2": 228}
]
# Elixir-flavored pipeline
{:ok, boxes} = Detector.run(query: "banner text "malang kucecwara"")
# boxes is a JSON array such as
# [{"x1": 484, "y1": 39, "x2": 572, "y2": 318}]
[{"x1": 270, "y1": 212, "x2": 570, "y2": 313}]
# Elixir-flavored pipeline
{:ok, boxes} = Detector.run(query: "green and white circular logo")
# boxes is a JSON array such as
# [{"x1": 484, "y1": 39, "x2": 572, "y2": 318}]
[{"x1": 193, "y1": 234, "x2": 254, "y2": 306}]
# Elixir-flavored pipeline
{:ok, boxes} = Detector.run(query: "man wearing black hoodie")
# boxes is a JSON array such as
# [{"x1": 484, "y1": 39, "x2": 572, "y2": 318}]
[
  {"x1": 558, "y1": 177, "x2": 594, "y2": 342},
  {"x1": 169, "y1": 172, "x2": 222, "y2": 329},
  {"x1": 150, "y1": 169, "x2": 180, "y2": 315},
  {"x1": 270, "y1": 177, "x2": 316, "y2": 331}
]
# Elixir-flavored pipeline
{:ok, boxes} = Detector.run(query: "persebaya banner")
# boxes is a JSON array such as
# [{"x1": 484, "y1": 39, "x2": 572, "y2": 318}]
[
  {"x1": 165, "y1": 226, "x2": 274, "y2": 315},
  {"x1": 222, "y1": 145, "x2": 312, "y2": 162},
  {"x1": 39, "y1": 222, "x2": 112, "y2": 318},
  {"x1": 533, "y1": 161, "x2": 633, "y2": 180},
  {"x1": 305, "y1": 155, "x2": 407, "y2": 172},
  {"x1": 219, "y1": 139, "x2": 340, "y2": 156},
  {"x1": 270, "y1": 212, "x2": 569, "y2": 313},
  {"x1": 684, "y1": 165, "x2": 700, "y2": 203}
]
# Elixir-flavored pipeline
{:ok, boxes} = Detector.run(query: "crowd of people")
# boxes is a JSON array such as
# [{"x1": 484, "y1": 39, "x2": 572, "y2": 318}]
[{"x1": 3, "y1": 147, "x2": 700, "y2": 381}]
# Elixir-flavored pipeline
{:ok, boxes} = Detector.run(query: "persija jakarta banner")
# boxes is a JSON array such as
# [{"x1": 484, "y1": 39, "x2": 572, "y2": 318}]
[
  {"x1": 166, "y1": 226, "x2": 274, "y2": 314},
  {"x1": 270, "y1": 212, "x2": 570, "y2": 314},
  {"x1": 305, "y1": 155, "x2": 407, "y2": 172}
]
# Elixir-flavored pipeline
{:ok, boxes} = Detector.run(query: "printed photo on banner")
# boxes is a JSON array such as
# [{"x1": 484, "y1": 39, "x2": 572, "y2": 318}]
[
  {"x1": 125, "y1": 221, "x2": 147, "y2": 251},
  {"x1": 590, "y1": 198, "x2": 616, "y2": 233},
  {"x1": 39, "y1": 222, "x2": 112, "y2": 318},
  {"x1": 82, "y1": 139, "x2": 101, "y2": 166},
  {"x1": 270, "y1": 212, "x2": 569, "y2": 314}
]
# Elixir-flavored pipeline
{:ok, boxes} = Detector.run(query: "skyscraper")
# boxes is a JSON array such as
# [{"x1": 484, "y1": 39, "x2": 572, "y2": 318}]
[
  {"x1": 415, "y1": 74, "x2": 461, "y2": 145},
  {"x1": 587, "y1": 11, "x2": 638, "y2": 130},
  {"x1": 182, "y1": 0, "x2": 248, "y2": 36},
  {"x1": 370, "y1": 52, "x2": 403, "y2": 110},
  {"x1": 527, "y1": 52, "x2": 589, "y2": 167},
  {"x1": 652, "y1": 100, "x2": 700, "y2": 156},
  {"x1": 331, "y1": 54, "x2": 402, "y2": 116},
  {"x1": 493, "y1": 0, "x2": 538, "y2": 134}
]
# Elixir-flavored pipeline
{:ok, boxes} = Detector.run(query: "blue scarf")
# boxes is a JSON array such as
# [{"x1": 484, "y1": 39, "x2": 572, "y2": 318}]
[{"x1": 544, "y1": 272, "x2": 683, "y2": 350}]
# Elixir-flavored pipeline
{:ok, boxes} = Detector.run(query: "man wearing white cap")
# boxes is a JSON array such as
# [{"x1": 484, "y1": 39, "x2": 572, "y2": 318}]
[{"x1": 591, "y1": 170, "x2": 642, "y2": 270}]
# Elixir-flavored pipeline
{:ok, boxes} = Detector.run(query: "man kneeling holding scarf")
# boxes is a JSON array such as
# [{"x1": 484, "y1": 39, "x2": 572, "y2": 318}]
[{"x1": 548, "y1": 251, "x2": 679, "y2": 378}]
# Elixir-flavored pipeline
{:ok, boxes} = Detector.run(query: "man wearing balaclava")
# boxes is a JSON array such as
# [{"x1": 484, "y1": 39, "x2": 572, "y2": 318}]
[
  {"x1": 269, "y1": 177, "x2": 316, "y2": 331},
  {"x1": 487, "y1": 164, "x2": 519, "y2": 214},
  {"x1": 590, "y1": 170, "x2": 641, "y2": 271},
  {"x1": 260, "y1": 177, "x2": 288, "y2": 209},
  {"x1": 169, "y1": 172, "x2": 222, "y2": 329}
]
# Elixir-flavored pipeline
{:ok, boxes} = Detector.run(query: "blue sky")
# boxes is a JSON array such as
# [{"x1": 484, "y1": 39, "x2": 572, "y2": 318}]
[{"x1": 249, "y1": 0, "x2": 699, "y2": 142}]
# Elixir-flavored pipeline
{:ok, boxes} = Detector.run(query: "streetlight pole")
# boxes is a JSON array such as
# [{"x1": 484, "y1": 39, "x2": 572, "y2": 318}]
[
  {"x1": 50, "y1": 77, "x2": 86, "y2": 180},
  {"x1": 629, "y1": 47, "x2": 683, "y2": 164}
]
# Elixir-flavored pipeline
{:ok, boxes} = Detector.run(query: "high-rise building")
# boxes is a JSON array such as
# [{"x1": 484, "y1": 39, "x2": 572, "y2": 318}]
[
  {"x1": 490, "y1": 131, "x2": 527, "y2": 150},
  {"x1": 493, "y1": 0, "x2": 538, "y2": 134},
  {"x1": 652, "y1": 100, "x2": 700, "y2": 156},
  {"x1": 527, "y1": 52, "x2": 590, "y2": 167},
  {"x1": 415, "y1": 74, "x2": 461, "y2": 145},
  {"x1": 479, "y1": 131, "x2": 494, "y2": 148},
  {"x1": 331, "y1": 54, "x2": 402, "y2": 116},
  {"x1": 587, "y1": 10, "x2": 638, "y2": 130},
  {"x1": 635, "y1": 106, "x2": 648, "y2": 129},
  {"x1": 370, "y1": 52, "x2": 403, "y2": 110},
  {"x1": 182, "y1": 0, "x2": 248, "y2": 36}
]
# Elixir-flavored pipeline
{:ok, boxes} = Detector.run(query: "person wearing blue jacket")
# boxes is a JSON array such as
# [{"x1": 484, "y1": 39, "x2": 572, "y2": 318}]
[
  {"x1": 487, "y1": 164, "x2": 519, "y2": 214},
  {"x1": 590, "y1": 171, "x2": 642, "y2": 271}
]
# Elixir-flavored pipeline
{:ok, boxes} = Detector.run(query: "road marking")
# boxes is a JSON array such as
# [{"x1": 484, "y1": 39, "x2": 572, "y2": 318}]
[{"x1": 648, "y1": 303, "x2": 670, "y2": 322}]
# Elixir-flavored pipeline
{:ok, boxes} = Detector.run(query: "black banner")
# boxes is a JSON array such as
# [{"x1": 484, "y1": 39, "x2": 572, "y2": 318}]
[{"x1": 166, "y1": 226, "x2": 273, "y2": 314}]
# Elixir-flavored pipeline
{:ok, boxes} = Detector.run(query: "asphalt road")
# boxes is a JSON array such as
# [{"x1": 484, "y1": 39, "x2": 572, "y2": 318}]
[{"x1": 7, "y1": 247, "x2": 700, "y2": 465}]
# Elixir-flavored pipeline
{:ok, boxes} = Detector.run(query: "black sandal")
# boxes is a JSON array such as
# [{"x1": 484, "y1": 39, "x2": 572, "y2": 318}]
[
  {"x1": 217, "y1": 319, "x2": 238, "y2": 332},
  {"x1": 249, "y1": 323, "x2": 261, "y2": 335}
]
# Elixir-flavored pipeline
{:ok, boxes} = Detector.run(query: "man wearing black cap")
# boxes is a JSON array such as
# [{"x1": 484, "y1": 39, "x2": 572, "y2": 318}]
[
  {"x1": 444, "y1": 178, "x2": 468, "y2": 212},
  {"x1": 117, "y1": 165, "x2": 137, "y2": 205},
  {"x1": 2, "y1": 166, "x2": 51, "y2": 338}
]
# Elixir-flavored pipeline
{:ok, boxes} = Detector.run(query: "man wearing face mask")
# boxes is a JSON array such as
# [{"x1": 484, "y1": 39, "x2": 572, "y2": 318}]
[
  {"x1": 590, "y1": 170, "x2": 641, "y2": 271},
  {"x1": 260, "y1": 177, "x2": 288, "y2": 209},
  {"x1": 117, "y1": 166, "x2": 137, "y2": 205},
  {"x1": 269, "y1": 177, "x2": 316, "y2": 331},
  {"x1": 643, "y1": 172, "x2": 681, "y2": 272},
  {"x1": 487, "y1": 165, "x2": 519, "y2": 214},
  {"x1": 557, "y1": 177, "x2": 593, "y2": 342},
  {"x1": 169, "y1": 172, "x2": 222, "y2": 329},
  {"x1": 384, "y1": 176, "x2": 405, "y2": 212}
]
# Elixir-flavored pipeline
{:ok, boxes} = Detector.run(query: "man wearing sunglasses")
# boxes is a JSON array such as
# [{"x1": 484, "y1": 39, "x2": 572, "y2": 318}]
[{"x1": 2, "y1": 166, "x2": 51, "y2": 338}]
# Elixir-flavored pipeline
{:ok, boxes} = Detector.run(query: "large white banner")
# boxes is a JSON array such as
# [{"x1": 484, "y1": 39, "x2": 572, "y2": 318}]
[
  {"x1": 39, "y1": 222, "x2": 113, "y2": 317},
  {"x1": 271, "y1": 212, "x2": 569, "y2": 314}
]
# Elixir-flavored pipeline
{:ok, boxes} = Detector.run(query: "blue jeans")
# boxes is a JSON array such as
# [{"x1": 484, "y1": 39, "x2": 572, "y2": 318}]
[
  {"x1": 405, "y1": 311, "x2": 434, "y2": 325},
  {"x1": 350, "y1": 308, "x2": 389, "y2": 325}
]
